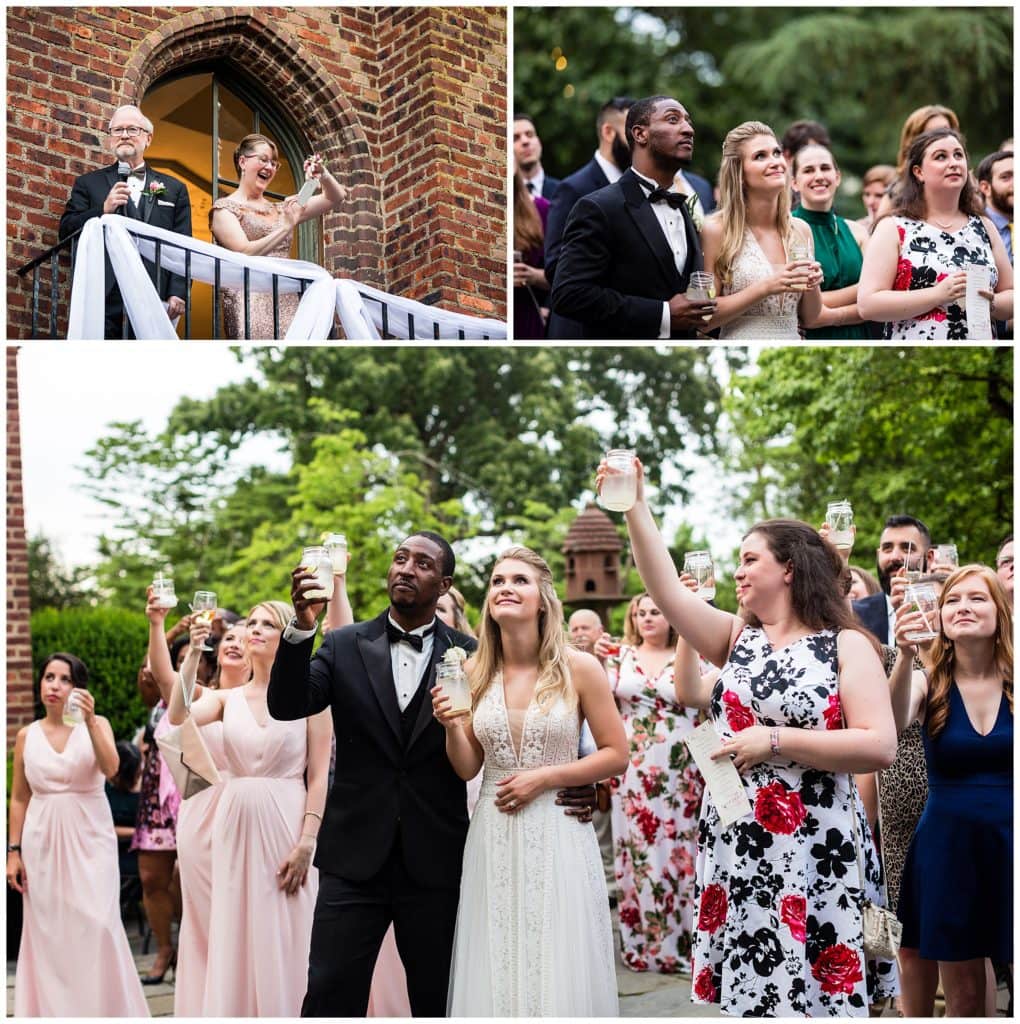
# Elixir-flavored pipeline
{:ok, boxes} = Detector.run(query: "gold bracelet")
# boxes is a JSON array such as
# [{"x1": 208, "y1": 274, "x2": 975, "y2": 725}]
[{"x1": 303, "y1": 810, "x2": 322, "y2": 820}]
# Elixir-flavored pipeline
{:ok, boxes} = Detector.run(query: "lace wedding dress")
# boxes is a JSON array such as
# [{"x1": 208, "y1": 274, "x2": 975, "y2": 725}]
[
  {"x1": 719, "y1": 229, "x2": 802, "y2": 339},
  {"x1": 446, "y1": 674, "x2": 619, "y2": 1016}
]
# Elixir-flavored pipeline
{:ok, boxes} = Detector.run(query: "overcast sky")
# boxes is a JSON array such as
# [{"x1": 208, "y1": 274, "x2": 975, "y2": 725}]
[{"x1": 16, "y1": 343, "x2": 749, "y2": 577}]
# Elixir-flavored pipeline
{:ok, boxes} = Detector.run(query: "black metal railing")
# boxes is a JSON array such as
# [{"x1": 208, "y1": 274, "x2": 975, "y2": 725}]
[
  {"x1": 15, "y1": 223, "x2": 496, "y2": 341},
  {"x1": 14, "y1": 223, "x2": 323, "y2": 340}
]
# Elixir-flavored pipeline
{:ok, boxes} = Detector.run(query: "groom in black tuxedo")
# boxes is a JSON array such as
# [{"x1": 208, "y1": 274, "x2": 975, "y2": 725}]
[
  {"x1": 550, "y1": 95, "x2": 715, "y2": 339},
  {"x1": 268, "y1": 532, "x2": 474, "y2": 1016}
]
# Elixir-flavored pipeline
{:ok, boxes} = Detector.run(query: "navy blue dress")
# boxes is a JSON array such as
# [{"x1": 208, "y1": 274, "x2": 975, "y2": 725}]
[{"x1": 897, "y1": 683, "x2": 1012, "y2": 961}]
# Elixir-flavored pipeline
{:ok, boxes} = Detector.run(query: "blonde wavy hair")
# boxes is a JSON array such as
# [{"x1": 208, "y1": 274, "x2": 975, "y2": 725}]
[
  {"x1": 714, "y1": 121, "x2": 795, "y2": 291},
  {"x1": 925, "y1": 564, "x2": 1013, "y2": 738},
  {"x1": 468, "y1": 546, "x2": 575, "y2": 713}
]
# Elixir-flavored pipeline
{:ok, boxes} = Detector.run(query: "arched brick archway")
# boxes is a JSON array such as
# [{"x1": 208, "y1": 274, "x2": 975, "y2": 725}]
[{"x1": 121, "y1": 8, "x2": 384, "y2": 286}]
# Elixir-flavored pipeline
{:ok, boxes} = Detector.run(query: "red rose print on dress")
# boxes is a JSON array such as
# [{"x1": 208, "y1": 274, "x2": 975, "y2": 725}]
[
  {"x1": 822, "y1": 694, "x2": 842, "y2": 731},
  {"x1": 619, "y1": 903, "x2": 641, "y2": 930},
  {"x1": 754, "y1": 781, "x2": 807, "y2": 834},
  {"x1": 635, "y1": 805, "x2": 661, "y2": 843},
  {"x1": 893, "y1": 258, "x2": 913, "y2": 291},
  {"x1": 696, "y1": 883, "x2": 727, "y2": 932},
  {"x1": 694, "y1": 967, "x2": 717, "y2": 1001},
  {"x1": 722, "y1": 690, "x2": 755, "y2": 732},
  {"x1": 779, "y1": 893, "x2": 807, "y2": 942},
  {"x1": 811, "y1": 943, "x2": 863, "y2": 995}
]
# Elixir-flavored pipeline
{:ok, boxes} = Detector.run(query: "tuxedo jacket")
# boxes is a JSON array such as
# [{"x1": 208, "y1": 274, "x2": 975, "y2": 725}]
[
  {"x1": 852, "y1": 591, "x2": 890, "y2": 645},
  {"x1": 543, "y1": 158, "x2": 612, "y2": 340},
  {"x1": 549, "y1": 168, "x2": 704, "y2": 339},
  {"x1": 540, "y1": 174, "x2": 561, "y2": 200},
  {"x1": 267, "y1": 610, "x2": 477, "y2": 889},
  {"x1": 59, "y1": 164, "x2": 193, "y2": 317}
]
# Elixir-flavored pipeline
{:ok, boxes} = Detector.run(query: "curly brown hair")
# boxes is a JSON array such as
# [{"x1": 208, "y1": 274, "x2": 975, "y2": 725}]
[{"x1": 892, "y1": 128, "x2": 985, "y2": 222}]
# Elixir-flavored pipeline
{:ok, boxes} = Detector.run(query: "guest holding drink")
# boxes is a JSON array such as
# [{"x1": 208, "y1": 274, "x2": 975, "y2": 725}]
[
  {"x1": 701, "y1": 121, "x2": 824, "y2": 339},
  {"x1": 791, "y1": 144, "x2": 871, "y2": 338},
  {"x1": 513, "y1": 169, "x2": 551, "y2": 339},
  {"x1": 890, "y1": 565, "x2": 1012, "y2": 1016},
  {"x1": 437, "y1": 546, "x2": 627, "y2": 1015},
  {"x1": 603, "y1": 454, "x2": 899, "y2": 1016},
  {"x1": 595, "y1": 592, "x2": 704, "y2": 974},
  {"x1": 210, "y1": 134, "x2": 348, "y2": 339},
  {"x1": 858, "y1": 128, "x2": 1013, "y2": 339},
  {"x1": 8, "y1": 654, "x2": 150, "y2": 1017},
  {"x1": 168, "y1": 601, "x2": 332, "y2": 1016},
  {"x1": 131, "y1": 660, "x2": 181, "y2": 984},
  {"x1": 146, "y1": 591, "x2": 251, "y2": 1016}
]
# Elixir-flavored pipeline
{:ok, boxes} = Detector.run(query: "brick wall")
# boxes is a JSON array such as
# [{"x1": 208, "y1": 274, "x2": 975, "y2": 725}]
[
  {"x1": 6, "y1": 6, "x2": 507, "y2": 338},
  {"x1": 7, "y1": 348, "x2": 35, "y2": 747}
]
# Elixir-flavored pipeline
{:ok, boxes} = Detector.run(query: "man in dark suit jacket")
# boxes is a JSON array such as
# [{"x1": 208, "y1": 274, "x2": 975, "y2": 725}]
[
  {"x1": 513, "y1": 113, "x2": 560, "y2": 199},
  {"x1": 544, "y1": 97, "x2": 635, "y2": 340},
  {"x1": 851, "y1": 514, "x2": 934, "y2": 645},
  {"x1": 550, "y1": 95, "x2": 716, "y2": 339},
  {"x1": 59, "y1": 104, "x2": 192, "y2": 338}
]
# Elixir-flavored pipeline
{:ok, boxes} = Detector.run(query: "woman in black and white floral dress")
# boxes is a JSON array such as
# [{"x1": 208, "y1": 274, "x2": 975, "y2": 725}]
[{"x1": 601, "y1": 455, "x2": 900, "y2": 1017}]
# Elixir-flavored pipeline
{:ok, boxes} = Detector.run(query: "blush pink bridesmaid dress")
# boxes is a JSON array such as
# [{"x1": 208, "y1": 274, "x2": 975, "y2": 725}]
[
  {"x1": 202, "y1": 687, "x2": 317, "y2": 1016},
  {"x1": 14, "y1": 721, "x2": 150, "y2": 1017},
  {"x1": 172, "y1": 718, "x2": 227, "y2": 1017}
]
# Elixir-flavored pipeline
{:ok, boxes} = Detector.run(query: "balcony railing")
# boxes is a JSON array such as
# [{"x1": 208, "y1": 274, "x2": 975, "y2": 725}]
[{"x1": 14, "y1": 216, "x2": 505, "y2": 341}]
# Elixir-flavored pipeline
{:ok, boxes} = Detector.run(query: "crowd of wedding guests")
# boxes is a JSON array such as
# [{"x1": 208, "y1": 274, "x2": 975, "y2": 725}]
[
  {"x1": 6, "y1": 503, "x2": 1012, "y2": 1017},
  {"x1": 514, "y1": 101, "x2": 1014, "y2": 340}
]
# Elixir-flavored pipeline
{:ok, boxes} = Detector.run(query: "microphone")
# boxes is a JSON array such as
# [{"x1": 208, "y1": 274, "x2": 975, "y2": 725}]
[{"x1": 117, "y1": 161, "x2": 131, "y2": 182}]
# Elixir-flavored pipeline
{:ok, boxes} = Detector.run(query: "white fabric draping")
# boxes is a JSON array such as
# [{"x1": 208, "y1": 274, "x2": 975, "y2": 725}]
[{"x1": 66, "y1": 215, "x2": 506, "y2": 341}]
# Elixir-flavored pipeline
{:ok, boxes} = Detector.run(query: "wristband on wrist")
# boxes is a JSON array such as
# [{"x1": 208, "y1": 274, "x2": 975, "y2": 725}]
[
  {"x1": 769, "y1": 727, "x2": 781, "y2": 757},
  {"x1": 7, "y1": 843, "x2": 21, "y2": 853}
]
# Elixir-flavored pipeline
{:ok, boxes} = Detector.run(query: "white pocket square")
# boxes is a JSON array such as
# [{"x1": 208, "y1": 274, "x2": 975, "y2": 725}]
[{"x1": 157, "y1": 199, "x2": 175, "y2": 207}]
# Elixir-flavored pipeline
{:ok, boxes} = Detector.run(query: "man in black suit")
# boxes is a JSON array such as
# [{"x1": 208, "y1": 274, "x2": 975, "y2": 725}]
[
  {"x1": 513, "y1": 113, "x2": 560, "y2": 199},
  {"x1": 544, "y1": 96, "x2": 635, "y2": 339},
  {"x1": 852, "y1": 514, "x2": 934, "y2": 645},
  {"x1": 550, "y1": 95, "x2": 716, "y2": 339},
  {"x1": 59, "y1": 104, "x2": 192, "y2": 338},
  {"x1": 268, "y1": 531, "x2": 595, "y2": 1016}
]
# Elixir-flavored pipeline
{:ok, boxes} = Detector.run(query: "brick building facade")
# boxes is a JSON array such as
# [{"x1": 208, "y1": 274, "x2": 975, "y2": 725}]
[
  {"x1": 6, "y1": 6, "x2": 507, "y2": 338},
  {"x1": 7, "y1": 349, "x2": 34, "y2": 745}
]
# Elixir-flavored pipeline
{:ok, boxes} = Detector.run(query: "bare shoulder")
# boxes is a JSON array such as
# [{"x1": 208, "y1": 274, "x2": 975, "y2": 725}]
[
  {"x1": 847, "y1": 218, "x2": 869, "y2": 249},
  {"x1": 701, "y1": 212, "x2": 724, "y2": 241},
  {"x1": 565, "y1": 647, "x2": 607, "y2": 690},
  {"x1": 837, "y1": 628, "x2": 881, "y2": 664},
  {"x1": 792, "y1": 217, "x2": 814, "y2": 244}
]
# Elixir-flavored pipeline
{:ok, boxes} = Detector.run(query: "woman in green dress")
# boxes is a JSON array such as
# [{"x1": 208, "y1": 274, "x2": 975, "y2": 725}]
[{"x1": 792, "y1": 144, "x2": 871, "y2": 339}]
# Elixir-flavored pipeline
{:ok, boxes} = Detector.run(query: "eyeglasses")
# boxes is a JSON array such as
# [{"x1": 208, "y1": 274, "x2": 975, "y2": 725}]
[
  {"x1": 243, "y1": 153, "x2": 279, "y2": 168},
  {"x1": 996, "y1": 556, "x2": 1013, "y2": 569},
  {"x1": 109, "y1": 126, "x2": 149, "y2": 138}
]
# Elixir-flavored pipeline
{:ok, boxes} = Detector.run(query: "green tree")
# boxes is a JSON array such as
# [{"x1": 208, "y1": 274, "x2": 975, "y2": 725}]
[
  {"x1": 724, "y1": 346, "x2": 1013, "y2": 565},
  {"x1": 28, "y1": 534, "x2": 93, "y2": 610}
]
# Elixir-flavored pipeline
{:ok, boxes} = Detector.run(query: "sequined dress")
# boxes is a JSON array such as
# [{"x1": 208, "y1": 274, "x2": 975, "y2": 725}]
[{"x1": 211, "y1": 197, "x2": 299, "y2": 339}]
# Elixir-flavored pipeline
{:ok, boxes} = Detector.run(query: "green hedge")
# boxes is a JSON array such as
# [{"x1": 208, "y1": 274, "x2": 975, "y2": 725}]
[{"x1": 30, "y1": 607, "x2": 152, "y2": 740}]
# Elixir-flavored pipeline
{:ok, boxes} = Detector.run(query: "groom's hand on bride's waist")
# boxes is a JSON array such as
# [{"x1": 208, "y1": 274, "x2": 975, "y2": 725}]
[{"x1": 555, "y1": 783, "x2": 600, "y2": 824}]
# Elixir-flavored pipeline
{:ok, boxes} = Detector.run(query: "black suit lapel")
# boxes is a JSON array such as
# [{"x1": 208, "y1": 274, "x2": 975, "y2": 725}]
[
  {"x1": 678, "y1": 198, "x2": 704, "y2": 286},
  {"x1": 406, "y1": 623, "x2": 455, "y2": 752},
  {"x1": 357, "y1": 613, "x2": 402, "y2": 743},
  {"x1": 620, "y1": 169, "x2": 684, "y2": 291}
]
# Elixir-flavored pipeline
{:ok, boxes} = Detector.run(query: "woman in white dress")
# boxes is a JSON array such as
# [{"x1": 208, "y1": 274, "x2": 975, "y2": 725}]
[
  {"x1": 702, "y1": 121, "x2": 825, "y2": 339},
  {"x1": 434, "y1": 546, "x2": 628, "y2": 1016}
]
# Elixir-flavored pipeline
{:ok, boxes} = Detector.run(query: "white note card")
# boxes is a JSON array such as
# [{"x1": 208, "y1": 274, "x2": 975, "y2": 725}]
[
  {"x1": 685, "y1": 720, "x2": 752, "y2": 829},
  {"x1": 965, "y1": 265, "x2": 993, "y2": 339}
]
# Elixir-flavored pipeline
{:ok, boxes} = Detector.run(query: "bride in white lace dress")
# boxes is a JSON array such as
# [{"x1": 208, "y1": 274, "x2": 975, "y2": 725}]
[
  {"x1": 701, "y1": 121, "x2": 825, "y2": 339},
  {"x1": 433, "y1": 546, "x2": 628, "y2": 1017}
]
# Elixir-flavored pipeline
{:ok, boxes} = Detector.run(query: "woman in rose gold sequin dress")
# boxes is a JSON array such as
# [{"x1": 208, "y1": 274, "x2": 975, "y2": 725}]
[{"x1": 210, "y1": 134, "x2": 348, "y2": 339}]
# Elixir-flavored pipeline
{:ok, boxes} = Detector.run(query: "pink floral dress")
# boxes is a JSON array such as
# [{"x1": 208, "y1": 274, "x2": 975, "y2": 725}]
[
  {"x1": 608, "y1": 645, "x2": 705, "y2": 974},
  {"x1": 691, "y1": 627, "x2": 898, "y2": 1016}
]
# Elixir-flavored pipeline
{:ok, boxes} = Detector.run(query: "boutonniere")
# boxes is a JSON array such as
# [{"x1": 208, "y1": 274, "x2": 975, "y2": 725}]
[{"x1": 147, "y1": 180, "x2": 167, "y2": 199}]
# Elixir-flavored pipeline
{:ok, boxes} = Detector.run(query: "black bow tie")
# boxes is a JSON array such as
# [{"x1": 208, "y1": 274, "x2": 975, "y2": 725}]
[
  {"x1": 386, "y1": 621, "x2": 435, "y2": 651},
  {"x1": 526, "y1": 180, "x2": 536, "y2": 193},
  {"x1": 127, "y1": 166, "x2": 146, "y2": 180},
  {"x1": 646, "y1": 186, "x2": 687, "y2": 210}
]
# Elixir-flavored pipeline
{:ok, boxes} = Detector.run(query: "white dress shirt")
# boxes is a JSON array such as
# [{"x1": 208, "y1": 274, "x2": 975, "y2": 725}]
[
  {"x1": 283, "y1": 614, "x2": 436, "y2": 713},
  {"x1": 126, "y1": 164, "x2": 146, "y2": 209},
  {"x1": 631, "y1": 168, "x2": 689, "y2": 339},
  {"x1": 524, "y1": 168, "x2": 546, "y2": 198},
  {"x1": 593, "y1": 150, "x2": 623, "y2": 185}
]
